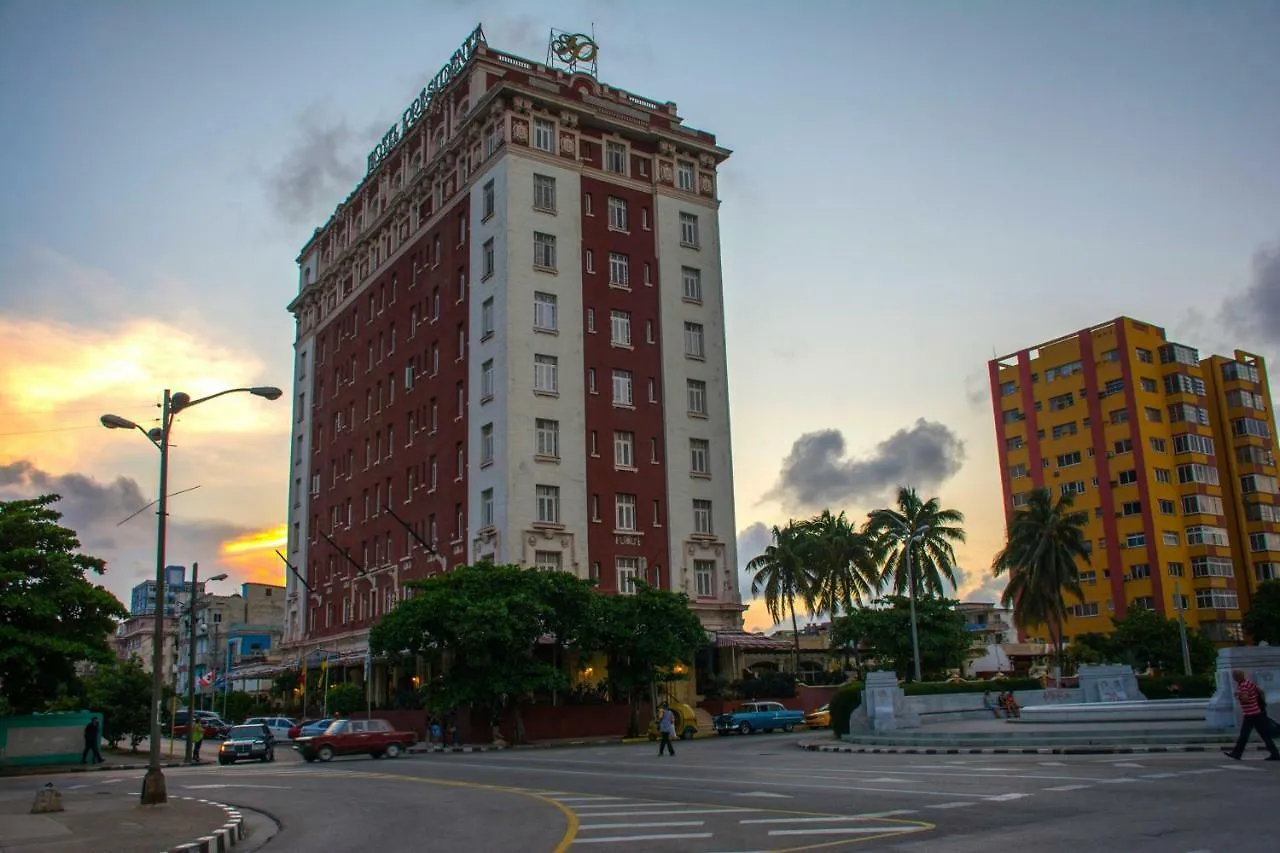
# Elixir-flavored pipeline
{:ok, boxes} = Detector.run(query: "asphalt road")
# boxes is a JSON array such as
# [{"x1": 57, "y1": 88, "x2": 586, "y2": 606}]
[{"x1": 7, "y1": 733, "x2": 1279, "y2": 851}]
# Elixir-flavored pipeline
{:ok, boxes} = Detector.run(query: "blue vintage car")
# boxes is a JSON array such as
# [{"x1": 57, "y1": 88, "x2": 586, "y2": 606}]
[{"x1": 713, "y1": 701, "x2": 805, "y2": 735}]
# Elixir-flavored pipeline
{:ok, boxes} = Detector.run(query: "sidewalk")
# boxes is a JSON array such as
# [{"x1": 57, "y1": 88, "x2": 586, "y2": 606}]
[
  {"x1": 1, "y1": 740, "x2": 198, "y2": 779},
  {"x1": 0, "y1": 788, "x2": 243, "y2": 853}
]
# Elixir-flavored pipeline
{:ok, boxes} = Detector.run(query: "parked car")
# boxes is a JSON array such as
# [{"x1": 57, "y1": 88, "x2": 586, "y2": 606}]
[
  {"x1": 172, "y1": 711, "x2": 231, "y2": 740},
  {"x1": 244, "y1": 716, "x2": 296, "y2": 741},
  {"x1": 714, "y1": 701, "x2": 805, "y2": 735},
  {"x1": 804, "y1": 704, "x2": 831, "y2": 728},
  {"x1": 295, "y1": 719, "x2": 333, "y2": 739},
  {"x1": 218, "y1": 725, "x2": 276, "y2": 764},
  {"x1": 288, "y1": 719, "x2": 324, "y2": 740},
  {"x1": 295, "y1": 718, "x2": 418, "y2": 762}
]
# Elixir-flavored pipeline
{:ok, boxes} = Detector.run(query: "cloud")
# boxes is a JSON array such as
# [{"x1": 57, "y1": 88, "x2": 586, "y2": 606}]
[
  {"x1": 1222, "y1": 239, "x2": 1280, "y2": 349},
  {"x1": 0, "y1": 460, "x2": 280, "y2": 605},
  {"x1": 963, "y1": 571, "x2": 1008, "y2": 605},
  {"x1": 964, "y1": 369, "x2": 990, "y2": 409},
  {"x1": 266, "y1": 107, "x2": 381, "y2": 226},
  {"x1": 766, "y1": 419, "x2": 966, "y2": 511}
]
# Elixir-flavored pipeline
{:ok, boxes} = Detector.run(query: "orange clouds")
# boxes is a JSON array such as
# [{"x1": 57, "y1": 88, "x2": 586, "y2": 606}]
[{"x1": 220, "y1": 524, "x2": 289, "y2": 586}]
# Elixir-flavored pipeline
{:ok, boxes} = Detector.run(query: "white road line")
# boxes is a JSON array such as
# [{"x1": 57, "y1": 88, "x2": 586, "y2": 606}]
[
  {"x1": 767, "y1": 826, "x2": 922, "y2": 837},
  {"x1": 1038, "y1": 761, "x2": 1067, "y2": 767},
  {"x1": 855, "y1": 810, "x2": 920, "y2": 818},
  {"x1": 986, "y1": 792, "x2": 1032, "y2": 801},
  {"x1": 573, "y1": 803, "x2": 653, "y2": 810},
  {"x1": 556, "y1": 796, "x2": 624, "y2": 802},
  {"x1": 741, "y1": 815, "x2": 913, "y2": 825},
  {"x1": 577, "y1": 808, "x2": 751, "y2": 818},
  {"x1": 574, "y1": 832, "x2": 713, "y2": 844},
  {"x1": 579, "y1": 821, "x2": 705, "y2": 830},
  {"x1": 1183, "y1": 768, "x2": 1225, "y2": 775},
  {"x1": 1220, "y1": 764, "x2": 1265, "y2": 772},
  {"x1": 928, "y1": 802, "x2": 978, "y2": 810},
  {"x1": 1044, "y1": 784, "x2": 1091, "y2": 792},
  {"x1": 1143, "y1": 773, "x2": 1178, "y2": 778},
  {"x1": 1098, "y1": 778, "x2": 1137, "y2": 784},
  {"x1": 863, "y1": 778, "x2": 914, "y2": 783},
  {"x1": 1112, "y1": 762, "x2": 1144, "y2": 768}
]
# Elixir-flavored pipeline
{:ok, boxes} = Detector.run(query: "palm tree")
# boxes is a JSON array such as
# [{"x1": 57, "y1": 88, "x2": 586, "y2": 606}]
[
  {"x1": 799, "y1": 510, "x2": 877, "y2": 617},
  {"x1": 747, "y1": 521, "x2": 816, "y2": 672},
  {"x1": 866, "y1": 487, "x2": 967, "y2": 599},
  {"x1": 991, "y1": 488, "x2": 1090, "y2": 679}
]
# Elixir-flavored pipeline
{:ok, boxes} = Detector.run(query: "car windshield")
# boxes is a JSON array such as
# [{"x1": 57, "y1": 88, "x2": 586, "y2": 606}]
[
  {"x1": 229, "y1": 726, "x2": 265, "y2": 739},
  {"x1": 324, "y1": 720, "x2": 349, "y2": 734}
]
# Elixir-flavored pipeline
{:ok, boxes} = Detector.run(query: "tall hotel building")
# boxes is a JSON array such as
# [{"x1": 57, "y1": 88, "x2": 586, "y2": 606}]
[
  {"x1": 990, "y1": 317, "x2": 1279, "y2": 644},
  {"x1": 281, "y1": 27, "x2": 743, "y2": 659}
]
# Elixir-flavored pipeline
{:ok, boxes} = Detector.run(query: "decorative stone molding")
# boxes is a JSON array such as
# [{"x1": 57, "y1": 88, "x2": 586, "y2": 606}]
[
  {"x1": 698, "y1": 152, "x2": 716, "y2": 168},
  {"x1": 511, "y1": 118, "x2": 529, "y2": 144},
  {"x1": 699, "y1": 174, "x2": 714, "y2": 195},
  {"x1": 513, "y1": 96, "x2": 533, "y2": 114},
  {"x1": 658, "y1": 161, "x2": 674, "y2": 185},
  {"x1": 558, "y1": 111, "x2": 579, "y2": 128},
  {"x1": 658, "y1": 141, "x2": 676, "y2": 156},
  {"x1": 559, "y1": 132, "x2": 577, "y2": 157}
]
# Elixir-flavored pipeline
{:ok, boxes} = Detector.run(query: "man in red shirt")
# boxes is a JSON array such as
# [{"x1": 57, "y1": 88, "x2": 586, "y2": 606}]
[{"x1": 1223, "y1": 669, "x2": 1280, "y2": 761}]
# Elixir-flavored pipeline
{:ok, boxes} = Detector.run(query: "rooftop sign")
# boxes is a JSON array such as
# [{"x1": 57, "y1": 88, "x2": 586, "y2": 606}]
[{"x1": 366, "y1": 24, "x2": 487, "y2": 174}]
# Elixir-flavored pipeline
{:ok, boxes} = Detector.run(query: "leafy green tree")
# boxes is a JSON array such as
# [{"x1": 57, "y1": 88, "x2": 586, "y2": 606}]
[
  {"x1": 866, "y1": 487, "x2": 966, "y2": 600},
  {"x1": 800, "y1": 510, "x2": 877, "y2": 617},
  {"x1": 830, "y1": 596, "x2": 971, "y2": 681},
  {"x1": 595, "y1": 584, "x2": 708, "y2": 736},
  {"x1": 746, "y1": 521, "x2": 816, "y2": 671},
  {"x1": 370, "y1": 563, "x2": 596, "y2": 743},
  {"x1": 0, "y1": 495, "x2": 127, "y2": 712},
  {"x1": 220, "y1": 691, "x2": 257, "y2": 724},
  {"x1": 326, "y1": 682, "x2": 364, "y2": 716},
  {"x1": 1244, "y1": 580, "x2": 1280, "y2": 645},
  {"x1": 86, "y1": 659, "x2": 151, "y2": 751},
  {"x1": 991, "y1": 488, "x2": 1090, "y2": 675},
  {"x1": 1080, "y1": 608, "x2": 1217, "y2": 675}
]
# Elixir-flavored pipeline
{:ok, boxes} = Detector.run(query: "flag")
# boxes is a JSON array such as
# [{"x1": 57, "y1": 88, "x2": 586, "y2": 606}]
[{"x1": 198, "y1": 671, "x2": 215, "y2": 687}]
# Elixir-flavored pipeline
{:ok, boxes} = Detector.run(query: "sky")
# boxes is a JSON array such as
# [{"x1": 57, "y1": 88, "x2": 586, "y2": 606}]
[{"x1": 2, "y1": 0, "x2": 1278, "y2": 630}]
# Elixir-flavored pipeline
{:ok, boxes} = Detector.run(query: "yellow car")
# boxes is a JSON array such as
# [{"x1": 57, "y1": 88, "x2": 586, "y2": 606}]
[{"x1": 804, "y1": 704, "x2": 830, "y2": 728}]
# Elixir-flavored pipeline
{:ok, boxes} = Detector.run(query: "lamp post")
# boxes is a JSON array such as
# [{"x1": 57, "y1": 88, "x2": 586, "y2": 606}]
[
  {"x1": 894, "y1": 522, "x2": 931, "y2": 684},
  {"x1": 185, "y1": 564, "x2": 227, "y2": 764},
  {"x1": 1175, "y1": 581, "x2": 1193, "y2": 677},
  {"x1": 101, "y1": 385, "x2": 281, "y2": 804}
]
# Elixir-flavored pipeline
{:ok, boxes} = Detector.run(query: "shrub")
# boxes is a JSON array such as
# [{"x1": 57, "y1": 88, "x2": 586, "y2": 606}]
[
  {"x1": 1138, "y1": 674, "x2": 1215, "y2": 699},
  {"x1": 828, "y1": 681, "x2": 864, "y2": 739},
  {"x1": 902, "y1": 678, "x2": 1041, "y2": 696}
]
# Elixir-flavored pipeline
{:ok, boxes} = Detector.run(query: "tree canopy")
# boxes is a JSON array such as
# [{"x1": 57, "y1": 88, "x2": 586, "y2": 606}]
[
  {"x1": 830, "y1": 596, "x2": 971, "y2": 681},
  {"x1": 866, "y1": 487, "x2": 967, "y2": 599},
  {"x1": 1068, "y1": 608, "x2": 1217, "y2": 675},
  {"x1": 1244, "y1": 580, "x2": 1280, "y2": 645},
  {"x1": 0, "y1": 495, "x2": 128, "y2": 713}
]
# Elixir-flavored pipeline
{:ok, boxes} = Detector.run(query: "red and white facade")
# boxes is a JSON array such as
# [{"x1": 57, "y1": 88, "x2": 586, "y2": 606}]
[{"x1": 282, "y1": 31, "x2": 743, "y2": 659}]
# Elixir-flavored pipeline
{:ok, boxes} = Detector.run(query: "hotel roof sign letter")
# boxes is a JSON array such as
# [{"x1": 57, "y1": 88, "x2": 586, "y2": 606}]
[{"x1": 367, "y1": 24, "x2": 487, "y2": 174}]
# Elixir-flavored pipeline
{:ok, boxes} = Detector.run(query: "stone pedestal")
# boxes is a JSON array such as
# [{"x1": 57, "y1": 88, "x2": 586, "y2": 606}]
[
  {"x1": 1205, "y1": 643, "x2": 1280, "y2": 729},
  {"x1": 852, "y1": 671, "x2": 920, "y2": 733},
  {"x1": 1077, "y1": 664, "x2": 1144, "y2": 703}
]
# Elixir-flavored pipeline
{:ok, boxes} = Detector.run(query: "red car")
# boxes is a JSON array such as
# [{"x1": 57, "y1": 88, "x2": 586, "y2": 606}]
[{"x1": 294, "y1": 718, "x2": 417, "y2": 762}]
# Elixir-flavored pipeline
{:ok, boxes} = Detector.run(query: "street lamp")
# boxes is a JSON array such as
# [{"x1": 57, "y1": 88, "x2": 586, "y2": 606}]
[
  {"x1": 184, "y1": 563, "x2": 227, "y2": 764},
  {"x1": 101, "y1": 385, "x2": 281, "y2": 804},
  {"x1": 1175, "y1": 581, "x2": 1193, "y2": 677},
  {"x1": 892, "y1": 522, "x2": 931, "y2": 684}
]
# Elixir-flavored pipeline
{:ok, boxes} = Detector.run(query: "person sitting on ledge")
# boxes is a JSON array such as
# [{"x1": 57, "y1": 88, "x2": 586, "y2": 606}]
[
  {"x1": 1000, "y1": 691, "x2": 1021, "y2": 719},
  {"x1": 983, "y1": 690, "x2": 1002, "y2": 719}
]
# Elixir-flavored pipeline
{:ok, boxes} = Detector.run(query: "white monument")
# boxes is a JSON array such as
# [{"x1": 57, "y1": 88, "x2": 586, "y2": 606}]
[
  {"x1": 850, "y1": 670, "x2": 920, "y2": 733},
  {"x1": 1205, "y1": 643, "x2": 1280, "y2": 729},
  {"x1": 1077, "y1": 664, "x2": 1144, "y2": 703}
]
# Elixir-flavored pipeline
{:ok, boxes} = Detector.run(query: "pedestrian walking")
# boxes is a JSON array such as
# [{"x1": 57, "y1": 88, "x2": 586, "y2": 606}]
[
  {"x1": 1222, "y1": 670, "x2": 1280, "y2": 761},
  {"x1": 191, "y1": 720, "x2": 204, "y2": 763},
  {"x1": 657, "y1": 703, "x2": 676, "y2": 756},
  {"x1": 81, "y1": 716, "x2": 104, "y2": 764}
]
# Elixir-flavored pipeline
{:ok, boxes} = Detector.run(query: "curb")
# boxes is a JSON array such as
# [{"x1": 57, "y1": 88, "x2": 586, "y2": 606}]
[
  {"x1": 168, "y1": 796, "x2": 244, "y2": 853},
  {"x1": 796, "y1": 740, "x2": 1262, "y2": 756},
  {"x1": 0, "y1": 760, "x2": 185, "y2": 778},
  {"x1": 407, "y1": 744, "x2": 504, "y2": 754}
]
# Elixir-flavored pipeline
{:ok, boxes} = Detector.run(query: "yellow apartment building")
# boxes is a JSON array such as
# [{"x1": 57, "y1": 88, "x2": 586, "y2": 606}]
[{"x1": 988, "y1": 317, "x2": 1278, "y2": 645}]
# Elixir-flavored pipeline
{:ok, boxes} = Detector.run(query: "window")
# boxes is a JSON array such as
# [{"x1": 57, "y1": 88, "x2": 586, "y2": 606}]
[
  {"x1": 1104, "y1": 378, "x2": 1125, "y2": 395},
  {"x1": 1109, "y1": 408, "x2": 1129, "y2": 425},
  {"x1": 617, "y1": 557, "x2": 639, "y2": 595},
  {"x1": 1232, "y1": 417, "x2": 1271, "y2": 439},
  {"x1": 687, "y1": 379, "x2": 707, "y2": 415},
  {"x1": 1176, "y1": 463, "x2": 1219, "y2": 485},
  {"x1": 482, "y1": 238, "x2": 495, "y2": 278},
  {"x1": 1003, "y1": 408, "x2": 1023, "y2": 424},
  {"x1": 1242, "y1": 474, "x2": 1280, "y2": 494},
  {"x1": 535, "y1": 418, "x2": 560, "y2": 458},
  {"x1": 1078, "y1": 570, "x2": 1097, "y2": 585},
  {"x1": 690, "y1": 438, "x2": 710, "y2": 475},
  {"x1": 1124, "y1": 532, "x2": 1146, "y2": 549},
  {"x1": 1246, "y1": 502, "x2": 1280, "y2": 523},
  {"x1": 1012, "y1": 492, "x2": 1030, "y2": 508},
  {"x1": 1223, "y1": 361, "x2": 1261, "y2": 383},
  {"x1": 1169, "y1": 403, "x2": 1210, "y2": 425},
  {"x1": 1052, "y1": 422, "x2": 1078, "y2": 439},
  {"x1": 614, "y1": 431, "x2": 635, "y2": 468},
  {"x1": 535, "y1": 551, "x2": 562, "y2": 572},
  {"x1": 480, "y1": 359, "x2": 495, "y2": 400},
  {"x1": 679, "y1": 212, "x2": 700, "y2": 247},
  {"x1": 533, "y1": 174, "x2": 556, "y2": 212},
  {"x1": 1011, "y1": 463, "x2": 1029, "y2": 479},
  {"x1": 1128, "y1": 564, "x2": 1151, "y2": 580},
  {"x1": 531, "y1": 355, "x2": 559, "y2": 394},
  {"x1": 1185, "y1": 525, "x2": 1229, "y2": 546},
  {"x1": 1143, "y1": 406, "x2": 1162, "y2": 423},
  {"x1": 533, "y1": 232, "x2": 556, "y2": 269},
  {"x1": 1150, "y1": 437, "x2": 1167, "y2": 453},
  {"x1": 1158, "y1": 498, "x2": 1176, "y2": 515},
  {"x1": 1044, "y1": 360, "x2": 1083, "y2": 382},
  {"x1": 694, "y1": 559, "x2": 714, "y2": 596},
  {"x1": 676, "y1": 160, "x2": 695, "y2": 191},
  {"x1": 535, "y1": 485, "x2": 560, "y2": 524},
  {"x1": 608, "y1": 252, "x2": 630, "y2": 286},
  {"x1": 534, "y1": 292, "x2": 558, "y2": 332},
  {"x1": 693, "y1": 499, "x2": 713, "y2": 534},
  {"x1": 608, "y1": 196, "x2": 628, "y2": 231},
  {"x1": 682, "y1": 266, "x2": 703, "y2": 302},
  {"x1": 605, "y1": 141, "x2": 627, "y2": 173},
  {"x1": 1121, "y1": 501, "x2": 1142, "y2": 516},
  {"x1": 480, "y1": 488, "x2": 494, "y2": 528},
  {"x1": 601, "y1": 311, "x2": 631, "y2": 349},
  {"x1": 1162, "y1": 530, "x2": 1179, "y2": 546},
  {"x1": 1182, "y1": 494, "x2": 1225, "y2": 516},
  {"x1": 1164, "y1": 373, "x2": 1207, "y2": 396},
  {"x1": 1196, "y1": 588, "x2": 1239, "y2": 610},
  {"x1": 480, "y1": 423, "x2": 494, "y2": 466},
  {"x1": 684, "y1": 322, "x2": 705, "y2": 358},
  {"x1": 1192, "y1": 556, "x2": 1234, "y2": 578},
  {"x1": 1136, "y1": 347, "x2": 1153, "y2": 363},
  {"x1": 1159, "y1": 343, "x2": 1200, "y2": 366},
  {"x1": 1068, "y1": 602, "x2": 1100, "y2": 618},
  {"x1": 1007, "y1": 436, "x2": 1024, "y2": 450},
  {"x1": 1117, "y1": 469, "x2": 1138, "y2": 485},
  {"x1": 1256, "y1": 563, "x2": 1279, "y2": 583},
  {"x1": 533, "y1": 118, "x2": 555, "y2": 152},
  {"x1": 1238, "y1": 445, "x2": 1276, "y2": 466},
  {"x1": 1154, "y1": 468, "x2": 1171, "y2": 483},
  {"x1": 612, "y1": 370, "x2": 633, "y2": 406},
  {"x1": 615, "y1": 494, "x2": 637, "y2": 530},
  {"x1": 1049, "y1": 392, "x2": 1074, "y2": 411},
  {"x1": 1130, "y1": 596, "x2": 1155, "y2": 611},
  {"x1": 1056, "y1": 451, "x2": 1081, "y2": 468},
  {"x1": 1227, "y1": 389, "x2": 1266, "y2": 410},
  {"x1": 482, "y1": 180, "x2": 494, "y2": 219},
  {"x1": 1140, "y1": 377, "x2": 1158, "y2": 392},
  {"x1": 1250, "y1": 532, "x2": 1280, "y2": 553}
]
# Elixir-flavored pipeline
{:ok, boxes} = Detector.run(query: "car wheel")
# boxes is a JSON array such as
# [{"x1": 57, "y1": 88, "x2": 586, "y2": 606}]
[
  {"x1": 783, "y1": 723, "x2": 794, "y2": 733},
  {"x1": 738, "y1": 722, "x2": 752, "y2": 735},
  {"x1": 317, "y1": 745, "x2": 335, "y2": 762},
  {"x1": 385, "y1": 743, "x2": 402, "y2": 759},
  {"x1": 218, "y1": 758, "x2": 230, "y2": 766},
  {"x1": 303, "y1": 754, "x2": 316, "y2": 763}
]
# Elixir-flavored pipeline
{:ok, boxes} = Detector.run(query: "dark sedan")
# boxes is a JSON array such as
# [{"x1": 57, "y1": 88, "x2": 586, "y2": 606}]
[{"x1": 217, "y1": 725, "x2": 276, "y2": 765}]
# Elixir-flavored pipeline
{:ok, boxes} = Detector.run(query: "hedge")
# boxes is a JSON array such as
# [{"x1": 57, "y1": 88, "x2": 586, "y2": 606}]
[
  {"x1": 829, "y1": 682, "x2": 863, "y2": 738},
  {"x1": 1137, "y1": 674, "x2": 1215, "y2": 699}
]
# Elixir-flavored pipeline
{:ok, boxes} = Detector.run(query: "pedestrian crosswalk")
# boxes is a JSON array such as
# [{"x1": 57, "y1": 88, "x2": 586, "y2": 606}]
[{"x1": 531, "y1": 792, "x2": 933, "y2": 850}]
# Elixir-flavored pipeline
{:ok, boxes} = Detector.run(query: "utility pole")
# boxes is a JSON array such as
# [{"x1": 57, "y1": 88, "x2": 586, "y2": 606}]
[
  {"x1": 1176, "y1": 581, "x2": 1193, "y2": 677},
  {"x1": 185, "y1": 562, "x2": 199, "y2": 764}
]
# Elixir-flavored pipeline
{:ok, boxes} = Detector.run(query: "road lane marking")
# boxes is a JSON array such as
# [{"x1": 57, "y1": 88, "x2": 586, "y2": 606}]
[
  {"x1": 578, "y1": 821, "x2": 706, "y2": 830},
  {"x1": 1142, "y1": 773, "x2": 1178, "y2": 779},
  {"x1": 574, "y1": 832, "x2": 713, "y2": 843},
  {"x1": 986, "y1": 793, "x2": 1031, "y2": 801},
  {"x1": 1113, "y1": 762, "x2": 1144, "y2": 768},
  {"x1": 573, "y1": 803, "x2": 655, "y2": 810},
  {"x1": 741, "y1": 815, "x2": 914, "y2": 825},
  {"x1": 927, "y1": 802, "x2": 978, "y2": 809},
  {"x1": 1098, "y1": 778, "x2": 1137, "y2": 784},
  {"x1": 767, "y1": 826, "x2": 923, "y2": 837},
  {"x1": 1044, "y1": 784, "x2": 1090, "y2": 791},
  {"x1": 1038, "y1": 761, "x2": 1067, "y2": 767},
  {"x1": 854, "y1": 810, "x2": 919, "y2": 818},
  {"x1": 735, "y1": 791, "x2": 792, "y2": 798},
  {"x1": 574, "y1": 808, "x2": 751, "y2": 817},
  {"x1": 556, "y1": 796, "x2": 624, "y2": 802}
]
